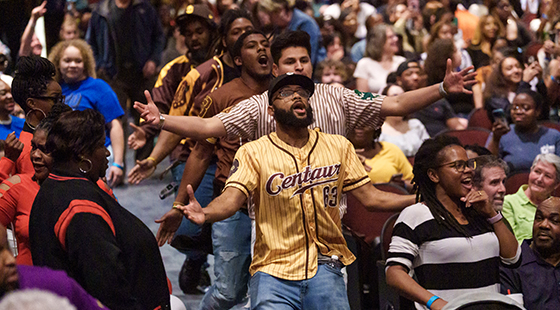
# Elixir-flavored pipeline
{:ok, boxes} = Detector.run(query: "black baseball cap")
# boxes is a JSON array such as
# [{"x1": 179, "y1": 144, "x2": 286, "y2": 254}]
[
  {"x1": 268, "y1": 73, "x2": 315, "y2": 105},
  {"x1": 396, "y1": 60, "x2": 420, "y2": 77},
  {"x1": 176, "y1": 4, "x2": 216, "y2": 28}
]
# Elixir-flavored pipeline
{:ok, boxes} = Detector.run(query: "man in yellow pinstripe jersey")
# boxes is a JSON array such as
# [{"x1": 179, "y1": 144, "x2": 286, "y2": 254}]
[{"x1": 175, "y1": 73, "x2": 415, "y2": 310}]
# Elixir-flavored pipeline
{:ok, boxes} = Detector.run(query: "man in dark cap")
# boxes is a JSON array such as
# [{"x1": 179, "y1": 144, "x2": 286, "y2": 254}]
[
  {"x1": 128, "y1": 3, "x2": 217, "y2": 151},
  {"x1": 174, "y1": 73, "x2": 414, "y2": 309},
  {"x1": 396, "y1": 60, "x2": 421, "y2": 92}
]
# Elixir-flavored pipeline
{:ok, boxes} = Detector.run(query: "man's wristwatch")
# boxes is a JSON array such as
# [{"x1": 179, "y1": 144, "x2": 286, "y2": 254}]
[{"x1": 158, "y1": 113, "x2": 165, "y2": 130}]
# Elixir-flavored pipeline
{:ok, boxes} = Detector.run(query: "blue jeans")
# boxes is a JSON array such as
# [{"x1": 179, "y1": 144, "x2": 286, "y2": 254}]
[
  {"x1": 171, "y1": 161, "x2": 216, "y2": 259},
  {"x1": 250, "y1": 264, "x2": 350, "y2": 310},
  {"x1": 199, "y1": 210, "x2": 252, "y2": 309}
]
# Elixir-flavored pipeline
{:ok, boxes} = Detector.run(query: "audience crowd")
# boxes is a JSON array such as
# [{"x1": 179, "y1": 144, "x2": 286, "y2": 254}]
[{"x1": 0, "y1": 0, "x2": 559, "y2": 309}]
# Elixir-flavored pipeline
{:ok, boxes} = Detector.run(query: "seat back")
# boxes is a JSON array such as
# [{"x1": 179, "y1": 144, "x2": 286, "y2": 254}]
[
  {"x1": 380, "y1": 212, "x2": 400, "y2": 261},
  {"x1": 505, "y1": 172, "x2": 529, "y2": 195},
  {"x1": 342, "y1": 183, "x2": 406, "y2": 245},
  {"x1": 540, "y1": 121, "x2": 560, "y2": 133},
  {"x1": 468, "y1": 108, "x2": 492, "y2": 131},
  {"x1": 436, "y1": 128, "x2": 491, "y2": 147}
]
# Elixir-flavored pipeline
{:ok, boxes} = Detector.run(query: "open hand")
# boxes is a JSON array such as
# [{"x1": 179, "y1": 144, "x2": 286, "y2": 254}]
[
  {"x1": 155, "y1": 208, "x2": 184, "y2": 246},
  {"x1": 175, "y1": 185, "x2": 205, "y2": 225},
  {"x1": 127, "y1": 123, "x2": 147, "y2": 150},
  {"x1": 443, "y1": 59, "x2": 477, "y2": 94},
  {"x1": 133, "y1": 90, "x2": 160, "y2": 125},
  {"x1": 127, "y1": 158, "x2": 156, "y2": 184}
]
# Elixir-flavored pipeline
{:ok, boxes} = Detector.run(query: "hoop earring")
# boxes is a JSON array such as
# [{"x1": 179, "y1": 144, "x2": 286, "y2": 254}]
[
  {"x1": 78, "y1": 156, "x2": 93, "y2": 174},
  {"x1": 25, "y1": 108, "x2": 47, "y2": 131}
]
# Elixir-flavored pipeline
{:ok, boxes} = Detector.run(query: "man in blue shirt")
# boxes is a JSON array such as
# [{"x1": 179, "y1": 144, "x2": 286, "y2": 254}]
[
  {"x1": 501, "y1": 196, "x2": 560, "y2": 310},
  {"x1": 0, "y1": 80, "x2": 24, "y2": 140},
  {"x1": 258, "y1": 0, "x2": 321, "y2": 65}
]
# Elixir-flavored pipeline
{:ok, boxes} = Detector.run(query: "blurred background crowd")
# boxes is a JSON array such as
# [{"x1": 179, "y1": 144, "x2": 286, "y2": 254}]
[{"x1": 0, "y1": 0, "x2": 559, "y2": 309}]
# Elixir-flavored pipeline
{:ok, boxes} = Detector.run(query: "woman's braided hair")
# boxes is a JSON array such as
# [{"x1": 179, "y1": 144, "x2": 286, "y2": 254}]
[{"x1": 412, "y1": 135, "x2": 490, "y2": 237}]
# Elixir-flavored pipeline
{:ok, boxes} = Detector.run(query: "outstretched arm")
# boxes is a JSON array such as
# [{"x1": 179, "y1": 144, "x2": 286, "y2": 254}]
[
  {"x1": 134, "y1": 91, "x2": 227, "y2": 140},
  {"x1": 155, "y1": 141, "x2": 214, "y2": 246},
  {"x1": 380, "y1": 59, "x2": 476, "y2": 117},
  {"x1": 176, "y1": 185, "x2": 246, "y2": 225},
  {"x1": 348, "y1": 182, "x2": 415, "y2": 212}
]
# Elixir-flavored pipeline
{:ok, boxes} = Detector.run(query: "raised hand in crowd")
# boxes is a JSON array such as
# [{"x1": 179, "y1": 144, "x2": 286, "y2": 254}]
[
  {"x1": 442, "y1": 59, "x2": 477, "y2": 94},
  {"x1": 134, "y1": 90, "x2": 160, "y2": 125},
  {"x1": 128, "y1": 123, "x2": 147, "y2": 150},
  {"x1": 4, "y1": 132, "x2": 23, "y2": 163},
  {"x1": 523, "y1": 61, "x2": 543, "y2": 82},
  {"x1": 543, "y1": 40, "x2": 560, "y2": 57},
  {"x1": 31, "y1": 1, "x2": 47, "y2": 22}
]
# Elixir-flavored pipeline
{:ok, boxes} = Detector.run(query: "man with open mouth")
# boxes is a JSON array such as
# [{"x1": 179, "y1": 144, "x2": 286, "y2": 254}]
[{"x1": 173, "y1": 73, "x2": 414, "y2": 309}]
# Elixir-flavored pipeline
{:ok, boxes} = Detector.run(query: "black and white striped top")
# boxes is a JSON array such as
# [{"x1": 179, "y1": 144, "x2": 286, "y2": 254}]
[
  {"x1": 215, "y1": 83, "x2": 385, "y2": 140},
  {"x1": 387, "y1": 203, "x2": 521, "y2": 309}
]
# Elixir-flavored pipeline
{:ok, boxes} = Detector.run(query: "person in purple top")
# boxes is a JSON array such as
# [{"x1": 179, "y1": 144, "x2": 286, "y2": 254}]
[{"x1": 0, "y1": 225, "x2": 108, "y2": 310}]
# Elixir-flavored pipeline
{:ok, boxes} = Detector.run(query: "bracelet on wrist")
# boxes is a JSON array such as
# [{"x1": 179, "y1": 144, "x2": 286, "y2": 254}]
[
  {"x1": 172, "y1": 202, "x2": 184, "y2": 210},
  {"x1": 487, "y1": 211, "x2": 503, "y2": 225},
  {"x1": 426, "y1": 296, "x2": 440, "y2": 309},
  {"x1": 146, "y1": 157, "x2": 157, "y2": 166},
  {"x1": 439, "y1": 82, "x2": 448, "y2": 97},
  {"x1": 158, "y1": 113, "x2": 166, "y2": 130},
  {"x1": 112, "y1": 162, "x2": 124, "y2": 170}
]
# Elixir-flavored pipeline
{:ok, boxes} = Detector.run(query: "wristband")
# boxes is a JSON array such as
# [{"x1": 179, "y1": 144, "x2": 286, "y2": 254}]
[
  {"x1": 172, "y1": 202, "x2": 184, "y2": 210},
  {"x1": 552, "y1": 76, "x2": 560, "y2": 85},
  {"x1": 146, "y1": 157, "x2": 157, "y2": 166},
  {"x1": 112, "y1": 162, "x2": 124, "y2": 170},
  {"x1": 158, "y1": 113, "x2": 166, "y2": 130},
  {"x1": 487, "y1": 212, "x2": 503, "y2": 225},
  {"x1": 439, "y1": 82, "x2": 448, "y2": 97},
  {"x1": 426, "y1": 296, "x2": 440, "y2": 309}
]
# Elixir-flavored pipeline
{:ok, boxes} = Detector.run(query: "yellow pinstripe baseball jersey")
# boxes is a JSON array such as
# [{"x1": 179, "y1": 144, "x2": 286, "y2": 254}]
[{"x1": 224, "y1": 129, "x2": 370, "y2": 281}]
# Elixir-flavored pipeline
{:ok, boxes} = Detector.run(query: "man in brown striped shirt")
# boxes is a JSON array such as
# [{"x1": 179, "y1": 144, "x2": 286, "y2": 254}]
[{"x1": 175, "y1": 73, "x2": 414, "y2": 309}]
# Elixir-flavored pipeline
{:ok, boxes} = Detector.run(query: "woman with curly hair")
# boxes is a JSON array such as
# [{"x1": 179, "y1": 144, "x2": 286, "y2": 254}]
[
  {"x1": 48, "y1": 39, "x2": 125, "y2": 186},
  {"x1": 386, "y1": 135, "x2": 520, "y2": 309}
]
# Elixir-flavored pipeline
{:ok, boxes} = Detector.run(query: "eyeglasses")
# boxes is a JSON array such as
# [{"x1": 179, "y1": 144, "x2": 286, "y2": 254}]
[
  {"x1": 511, "y1": 104, "x2": 534, "y2": 112},
  {"x1": 437, "y1": 158, "x2": 476, "y2": 172},
  {"x1": 275, "y1": 89, "x2": 311, "y2": 101},
  {"x1": 32, "y1": 94, "x2": 65, "y2": 105}
]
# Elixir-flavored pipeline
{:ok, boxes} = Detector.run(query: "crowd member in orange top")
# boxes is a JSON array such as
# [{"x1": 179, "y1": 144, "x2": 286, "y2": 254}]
[
  {"x1": 0, "y1": 104, "x2": 113, "y2": 266},
  {"x1": 0, "y1": 56, "x2": 62, "y2": 182},
  {"x1": 0, "y1": 104, "x2": 70, "y2": 265}
]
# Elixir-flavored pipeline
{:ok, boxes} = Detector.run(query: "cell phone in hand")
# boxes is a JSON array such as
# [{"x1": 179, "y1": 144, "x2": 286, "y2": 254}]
[{"x1": 492, "y1": 108, "x2": 508, "y2": 127}]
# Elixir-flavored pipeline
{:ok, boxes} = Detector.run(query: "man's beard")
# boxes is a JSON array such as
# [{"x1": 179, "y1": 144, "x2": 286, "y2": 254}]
[
  {"x1": 274, "y1": 104, "x2": 314, "y2": 128},
  {"x1": 190, "y1": 48, "x2": 209, "y2": 65}
]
